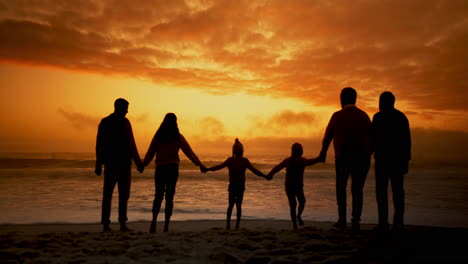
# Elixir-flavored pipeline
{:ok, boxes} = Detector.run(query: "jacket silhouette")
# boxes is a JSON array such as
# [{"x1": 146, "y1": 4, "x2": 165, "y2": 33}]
[
  {"x1": 319, "y1": 87, "x2": 372, "y2": 233},
  {"x1": 373, "y1": 91, "x2": 411, "y2": 232},
  {"x1": 95, "y1": 98, "x2": 142, "y2": 232}
]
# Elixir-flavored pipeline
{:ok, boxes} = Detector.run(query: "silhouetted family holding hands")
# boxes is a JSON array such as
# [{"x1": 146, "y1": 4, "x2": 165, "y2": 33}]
[{"x1": 95, "y1": 87, "x2": 411, "y2": 235}]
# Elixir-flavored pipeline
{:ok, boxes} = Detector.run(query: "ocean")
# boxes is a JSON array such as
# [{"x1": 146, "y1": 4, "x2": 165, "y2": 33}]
[{"x1": 0, "y1": 152, "x2": 466, "y2": 228}]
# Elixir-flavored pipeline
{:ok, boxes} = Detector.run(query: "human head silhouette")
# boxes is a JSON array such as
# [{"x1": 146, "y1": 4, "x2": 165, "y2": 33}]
[
  {"x1": 114, "y1": 98, "x2": 129, "y2": 117},
  {"x1": 156, "y1": 113, "x2": 180, "y2": 144},
  {"x1": 232, "y1": 138, "x2": 244, "y2": 157},
  {"x1": 379, "y1": 91, "x2": 395, "y2": 111},
  {"x1": 291, "y1": 143, "x2": 303, "y2": 158},
  {"x1": 163, "y1": 112, "x2": 178, "y2": 125},
  {"x1": 340, "y1": 87, "x2": 357, "y2": 108}
]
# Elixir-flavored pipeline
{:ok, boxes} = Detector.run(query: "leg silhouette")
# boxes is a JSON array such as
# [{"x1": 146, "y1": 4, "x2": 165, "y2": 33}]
[
  {"x1": 297, "y1": 191, "x2": 306, "y2": 226},
  {"x1": 150, "y1": 189, "x2": 164, "y2": 233},
  {"x1": 117, "y1": 170, "x2": 132, "y2": 232},
  {"x1": 101, "y1": 171, "x2": 117, "y2": 232},
  {"x1": 226, "y1": 200, "x2": 234, "y2": 230},
  {"x1": 335, "y1": 159, "x2": 350, "y2": 228},
  {"x1": 391, "y1": 172, "x2": 405, "y2": 231},
  {"x1": 235, "y1": 199, "x2": 242, "y2": 230},
  {"x1": 287, "y1": 192, "x2": 298, "y2": 230},
  {"x1": 375, "y1": 164, "x2": 390, "y2": 231},
  {"x1": 350, "y1": 157, "x2": 370, "y2": 234},
  {"x1": 150, "y1": 172, "x2": 166, "y2": 233},
  {"x1": 164, "y1": 178, "x2": 177, "y2": 232}
]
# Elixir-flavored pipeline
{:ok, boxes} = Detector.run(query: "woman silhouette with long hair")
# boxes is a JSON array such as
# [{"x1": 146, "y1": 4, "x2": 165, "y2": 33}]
[{"x1": 142, "y1": 113, "x2": 205, "y2": 233}]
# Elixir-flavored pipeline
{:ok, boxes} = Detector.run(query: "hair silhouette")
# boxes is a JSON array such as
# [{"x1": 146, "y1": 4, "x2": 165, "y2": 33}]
[
  {"x1": 340, "y1": 87, "x2": 357, "y2": 107},
  {"x1": 232, "y1": 138, "x2": 244, "y2": 157},
  {"x1": 143, "y1": 112, "x2": 205, "y2": 233},
  {"x1": 155, "y1": 113, "x2": 180, "y2": 144}
]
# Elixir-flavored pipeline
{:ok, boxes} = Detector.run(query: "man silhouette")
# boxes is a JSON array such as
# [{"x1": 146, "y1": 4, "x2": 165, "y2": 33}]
[
  {"x1": 319, "y1": 87, "x2": 372, "y2": 233},
  {"x1": 95, "y1": 98, "x2": 143, "y2": 232},
  {"x1": 372, "y1": 92, "x2": 411, "y2": 232}
]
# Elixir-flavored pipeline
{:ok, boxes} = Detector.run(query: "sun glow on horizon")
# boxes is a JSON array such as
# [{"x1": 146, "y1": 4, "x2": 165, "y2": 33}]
[{"x1": 0, "y1": 62, "x2": 336, "y2": 153}]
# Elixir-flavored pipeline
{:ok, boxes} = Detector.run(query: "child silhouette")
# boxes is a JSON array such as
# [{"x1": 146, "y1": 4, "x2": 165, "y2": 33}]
[
  {"x1": 267, "y1": 143, "x2": 320, "y2": 229},
  {"x1": 203, "y1": 139, "x2": 268, "y2": 230}
]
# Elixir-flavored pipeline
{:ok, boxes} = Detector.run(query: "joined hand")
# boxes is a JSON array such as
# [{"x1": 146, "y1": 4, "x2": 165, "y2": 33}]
[
  {"x1": 318, "y1": 152, "x2": 326, "y2": 163},
  {"x1": 200, "y1": 165, "x2": 208, "y2": 173},
  {"x1": 95, "y1": 165, "x2": 102, "y2": 176}
]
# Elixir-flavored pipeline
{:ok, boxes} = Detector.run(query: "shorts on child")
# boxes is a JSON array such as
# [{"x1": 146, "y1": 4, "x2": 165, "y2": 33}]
[{"x1": 228, "y1": 182, "x2": 245, "y2": 203}]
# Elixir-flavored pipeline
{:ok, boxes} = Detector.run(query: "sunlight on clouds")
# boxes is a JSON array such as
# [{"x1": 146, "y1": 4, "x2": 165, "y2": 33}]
[
  {"x1": 1, "y1": 0, "x2": 468, "y2": 153},
  {"x1": 2, "y1": 0, "x2": 466, "y2": 114},
  {"x1": 163, "y1": 56, "x2": 222, "y2": 73},
  {"x1": 185, "y1": 0, "x2": 216, "y2": 13},
  {"x1": 252, "y1": 20, "x2": 275, "y2": 39}
]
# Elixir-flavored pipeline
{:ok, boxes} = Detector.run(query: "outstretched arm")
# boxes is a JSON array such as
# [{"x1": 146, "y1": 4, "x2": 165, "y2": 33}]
[
  {"x1": 95, "y1": 121, "x2": 104, "y2": 176},
  {"x1": 305, "y1": 157, "x2": 321, "y2": 166},
  {"x1": 206, "y1": 159, "x2": 229, "y2": 172},
  {"x1": 126, "y1": 120, "x2": 142, "y2": 168},
  {"x1": 180, "y1": 134, "x2": 203, "y2": 167},
  {"x1": 246, "y1": 160, "x2": 266, "y2": 178},
  {"x1": 403, "y1": 115, "x2": 411, "y2": 174},
  {"x1": 404, "y1": 115, "x2": 411, "y2": 161},
  {"x1": 319, "y1": 114, "x2": 335, "y2": 162},
  {"x1": 267, "y1": 160, "x2": 286, "y2": 179},
  {"x1": 142, "y1": 133, "x2": 158, "y2": 167}
]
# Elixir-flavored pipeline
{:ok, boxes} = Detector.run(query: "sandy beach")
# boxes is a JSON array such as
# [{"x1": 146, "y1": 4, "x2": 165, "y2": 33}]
[{"x1": 1, "y1": 220, "x2": 467, "y2": 263}]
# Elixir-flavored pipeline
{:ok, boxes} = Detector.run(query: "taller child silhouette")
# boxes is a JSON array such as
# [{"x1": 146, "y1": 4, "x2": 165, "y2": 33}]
[{"x1": 95, "y1": 98, "x2": 143, "y2": 232}]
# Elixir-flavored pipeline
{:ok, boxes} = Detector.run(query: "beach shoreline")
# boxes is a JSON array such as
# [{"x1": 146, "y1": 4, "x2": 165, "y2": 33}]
[
  {"x1": 0, "y1": 220, "x2": 334, "y2": 235},
  {"x1": 1, "y1": 220, "x2": 467, "y2": 263}
]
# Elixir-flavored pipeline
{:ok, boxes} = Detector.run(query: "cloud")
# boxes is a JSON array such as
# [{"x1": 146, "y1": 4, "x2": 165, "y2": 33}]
[
  {"x1": 270, "y1": 110, "x2": 315, "y2": 126},
  {"x1": 199, "y1": 116, "x2": 225, "y2": 136},
  {"x1": 58, "y1": 107, "x2": 150, "y2": 131},
  {"x1": 58, "y1": 108, "x2": 99, "y2": 130},
  {"x1": 1, "y1": 0, "x2": 467, "y2": 120},
  {"x1": 133, "y1": 113, "x2": 149, "y2": 123},
  {"x1": 248, "y1": 110, "x2": 317, "y2": 137}
]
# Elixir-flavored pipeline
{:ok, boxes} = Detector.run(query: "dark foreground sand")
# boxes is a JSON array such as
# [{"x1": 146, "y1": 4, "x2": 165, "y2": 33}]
[{"x1": 1, "y1": 220, "x2": 467, "y2": 263}]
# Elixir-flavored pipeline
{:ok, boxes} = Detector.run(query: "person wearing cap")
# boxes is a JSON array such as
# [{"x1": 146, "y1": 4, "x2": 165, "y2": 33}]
[
  {"x1": 95, "y1": 98, "x2": 143, "y2": 232},
  {"x1": 267, "y1": 143, "x2": 321, "y2": 229},
  {"x1": 202, "y1": 138, "x2": 268, "y2": 230},
  {"x1": 142, "y1": 113, "x2": 206, "y2": 233}
]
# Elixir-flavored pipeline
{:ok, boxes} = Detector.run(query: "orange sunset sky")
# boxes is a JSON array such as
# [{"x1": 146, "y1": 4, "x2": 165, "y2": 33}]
[{"x1": 0, "y1": 0, "x2": 467, "y2": 164}]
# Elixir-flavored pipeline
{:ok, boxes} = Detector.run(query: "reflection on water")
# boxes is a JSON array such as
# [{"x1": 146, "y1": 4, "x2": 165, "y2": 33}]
[{"x1": 0, "y1": 168, "x2": 467, "y2": 228}]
